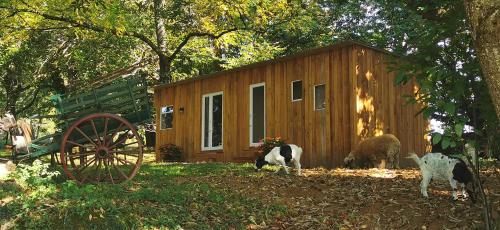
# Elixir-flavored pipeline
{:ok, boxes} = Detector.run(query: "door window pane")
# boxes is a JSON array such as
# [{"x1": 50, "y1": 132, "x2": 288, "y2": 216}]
[
  {"x1": 212, "y1": 94, "x2": 223, "y2": 147},
  {"x1": 251, "y1": 85, "x2": 265, "y2": 144},
  {"x1": 203, "y1": 97, "x2": 210, "y2": 148},
  {"x1": 314, "y1": 84, "x2": 326, "y2": 110}
]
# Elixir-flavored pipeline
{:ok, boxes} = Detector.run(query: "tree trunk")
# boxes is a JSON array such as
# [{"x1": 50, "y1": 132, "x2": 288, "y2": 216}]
[
  {"x1": 2, "y1": 66, "x2": 18, "y2": 118},
  {"x1": 464, "y1": 0, "x2": 500, "y2": 120},
  {"x1": 153, "y1": 0, "x2": 170, "y2": 83},
  {"x1": 211, "y1": 39, "x2": 224, "y2": 72},
  {"x1": 158, "y1": 54, "x2": 170, "y2": 83}
]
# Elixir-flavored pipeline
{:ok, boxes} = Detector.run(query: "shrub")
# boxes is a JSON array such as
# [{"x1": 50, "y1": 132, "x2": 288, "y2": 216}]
[
  {"x1": 10, "y1": 159, "x2": 60, "y2": 190},
  {"x1": 6, "y1": 160, "x2": 60, "y2": 224},
  {"x1": 256, "y1": 136, "x2": 286, "y2": 155},
  {"x1": 159, "y1": 144, "x2": 183, "y2": 161}
]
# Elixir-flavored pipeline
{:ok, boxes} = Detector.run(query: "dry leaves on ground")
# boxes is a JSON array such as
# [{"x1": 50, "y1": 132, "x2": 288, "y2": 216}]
[{"x1": 177, "y1": 167, "x2": 500, "y2": 230}]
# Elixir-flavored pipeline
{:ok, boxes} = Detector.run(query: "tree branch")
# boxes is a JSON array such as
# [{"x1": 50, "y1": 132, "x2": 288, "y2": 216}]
[
  {"x1": 17, "y1": 86, "x2": 43, "y2": 114},
  {"x1": 1, "y1": 25, "x2": 75, "y2": 31},
  {"x1": 91, "y1": 57, "x2": 157, "y2": 87},
  {"x1": 167, "y1": 28, "x2": 239, "y2": 63},
  {"x1": 0, "y1": 6, "x2": 167, "y2": 60}
]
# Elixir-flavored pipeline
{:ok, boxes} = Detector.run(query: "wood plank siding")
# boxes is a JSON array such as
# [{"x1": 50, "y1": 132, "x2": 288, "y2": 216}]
[{"x1": 154, "y1": 41, "x2": 430, "y2": 168}]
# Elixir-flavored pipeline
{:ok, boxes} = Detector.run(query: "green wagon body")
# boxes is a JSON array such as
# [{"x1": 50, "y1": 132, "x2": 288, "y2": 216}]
[{"x1": 15, "y1": 77, "x2": 151, "y2": 161}]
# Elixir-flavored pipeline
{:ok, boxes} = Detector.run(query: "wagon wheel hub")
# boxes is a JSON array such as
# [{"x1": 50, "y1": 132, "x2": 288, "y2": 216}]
[{"x1": 96, "y1": 148, "x2": 110, "y2": 159}]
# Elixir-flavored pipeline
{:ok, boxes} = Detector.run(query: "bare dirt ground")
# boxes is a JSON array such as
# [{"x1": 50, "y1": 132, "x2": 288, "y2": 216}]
[{"x1": 180, "y1": 166, "x2": 500, "y2": 230}]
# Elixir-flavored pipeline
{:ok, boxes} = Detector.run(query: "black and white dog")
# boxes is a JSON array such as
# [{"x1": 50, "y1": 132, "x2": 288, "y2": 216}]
[
  {"x1": 408, "y1": 152, "x2": 476, "y2": 202},
  {"x1": 255, "y1": 144, "x2": 302, "y2": 175}
]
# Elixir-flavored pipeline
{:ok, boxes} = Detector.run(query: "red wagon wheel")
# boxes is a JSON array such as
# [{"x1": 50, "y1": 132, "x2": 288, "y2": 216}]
[{"x1": 60, "y1": 113, "x2": 143, "y2": 184}]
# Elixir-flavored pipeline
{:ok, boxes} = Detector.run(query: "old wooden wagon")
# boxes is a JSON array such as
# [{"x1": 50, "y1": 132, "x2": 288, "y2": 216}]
[
  {"x1": 9, "y1": 77, "x2": 151, "y2": 183},
  {"x1": 154, "y1": 40, "x2": 430, "y2": 168}
]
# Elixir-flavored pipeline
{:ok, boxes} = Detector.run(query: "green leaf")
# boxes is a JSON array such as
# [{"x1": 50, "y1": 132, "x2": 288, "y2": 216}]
[
  {"x1": 444, "y1": 103, "x2": 456, "y2": 114},
  {"x1": 441, "y1": 136, "x2": 451, "y2": 149},
  {"x1": 422, "y1": 107, "x2": 433, "y2": 119},
  {"x1": 432, "y1": 133, "x2": 442, "y2": 145},
  {"x1": 454, "y1": 123, "x2": 464, "y2": 137},
  {"x1": 394, "y1": 72, "x2": 406, "y2": 85},
  {"x1": 450, "y1": 141, "x2": 456, "y2": 148}
]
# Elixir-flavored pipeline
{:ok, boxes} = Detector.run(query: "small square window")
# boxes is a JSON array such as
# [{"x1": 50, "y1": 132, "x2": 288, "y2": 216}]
[
  {"x1": 160, "y1": 106, "x2": 173, "y2": 129},
  {"x1": 291, "y1": 80, "x2": 302, "y2": 101},
  {"x1": 314, "y1": 84, "x2": 326, "y2": 110}
]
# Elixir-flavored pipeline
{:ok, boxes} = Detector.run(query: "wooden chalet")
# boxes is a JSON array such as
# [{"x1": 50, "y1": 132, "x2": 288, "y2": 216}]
[{"x1": 153, "y1": 40, "x2": 430, "y2": 168}]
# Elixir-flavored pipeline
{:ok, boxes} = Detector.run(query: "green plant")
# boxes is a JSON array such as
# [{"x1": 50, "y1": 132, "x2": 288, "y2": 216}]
[
  {"x1": 5, "y1": 160, "x2": 60, "y2": 226},
  {"x1": 159, "y1": 143, "x2": 183, "y2": 161},
  {"x1": 256, "y1": 136, "x2": 286, "y2": 155},
  {"x1": 10, "y1": 159, "x2": 60, "y2": 190},
  {"x1": 2, "y1": 163, "x2": 287, "y2": 229}
]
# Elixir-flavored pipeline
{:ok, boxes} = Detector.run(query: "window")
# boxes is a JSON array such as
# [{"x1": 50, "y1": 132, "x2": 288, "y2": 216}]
[
  {"x1": 160, "y1": 106, "x2": 173, "y2": 129},
  {"x1": 202, "y1": 92, "x2": 223, "y2": 150},
  {"x1": 250, "y1": 83, "x2": 265, "y2": 146},
  {"x1": 314, "y1": 84, "x2": 326, "y2": 110},
  {"x1": 291, "y1": 80, "x2": 302, "y2": 101}
]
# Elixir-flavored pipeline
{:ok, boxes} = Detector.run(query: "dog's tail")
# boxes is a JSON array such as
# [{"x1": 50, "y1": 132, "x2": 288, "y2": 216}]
[{"x1": 406, "y1": 152, "x2": 422, "y2": 167}]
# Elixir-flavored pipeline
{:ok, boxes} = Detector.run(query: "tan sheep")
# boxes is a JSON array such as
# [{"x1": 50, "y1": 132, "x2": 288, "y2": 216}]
[{"x1": 344, "y1": 134, "x2": 400, "y2": 169}]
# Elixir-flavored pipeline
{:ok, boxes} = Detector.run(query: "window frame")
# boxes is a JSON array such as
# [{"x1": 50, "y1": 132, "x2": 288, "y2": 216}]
[
  {"x1": 314, "y1": 84, "x2": 326, "y2": 111},
  {"x1": 249, "y1": 82, "x2": 266, "y2": 147},
  {"x1": 291, "y1": 80, "x2": 303, "y2": 102},
  {"x1": 160, "y1": 105, "x2": 174, "y2": 130},
  {"x1": 201, "y1": 91, "x2": 224, "y2": 151}
]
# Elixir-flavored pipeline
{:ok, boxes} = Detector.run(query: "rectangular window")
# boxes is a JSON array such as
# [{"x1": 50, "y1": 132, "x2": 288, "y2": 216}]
[
  {"x1": 291, "y1": 80, "x2": 302, "y2": 101},
  {"x1": 250, "y1": 83, "x2": 265, "y2": 146},
  {"x1": 202, "y1": 92, "x2": 223, "y2": 150},
  {"x1": 314, "y1": 84, "x2": 326, "y2": 110},
  {"x1": 160, "y1": 106, "x2": 173, "y2": 129}
]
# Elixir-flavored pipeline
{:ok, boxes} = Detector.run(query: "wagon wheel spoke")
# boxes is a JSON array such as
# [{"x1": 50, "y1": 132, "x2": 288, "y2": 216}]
[
  {"x1": 112, "y1": 155, "x2": 135, "y2": 166},
  {"x1": 117, "y1": 141, "x2": 139, "y2": 149},
  {"x1": 93, "y1": 159, "x2": 102, "y2": 183},
  {"x1": 89, "y1": 119, "x2": 102, "y2": 146},
  {"x1": 108, "y1": 132, "x2": 130, "y2": 150},
  {"x1": 74, "y1": 126, "x2": 97, "y2": 147},
  {"x1": 108, "y1": 122, "x2": 125, "y2": 146},
  {"x1": 102, "y1": 118, "x2": 109, "y2": 145},
  {"x1": 79, "y1": 160, "x2": 99, "y2": 184},
  {"x1": 66, "y1": 140, "x2": 89, "y2": 148},
  {"x1": 71, "y1": 156, "x2": 98, "y2": 184},
  {"x1": 79, "y1": 166, "x2": 94, "y2": 184},
  {"x1": 111, "y1": 160, "x2": 129, "y2": 180},
  {"x1": 108, "y1": 149, "x2": 140, "y2": 157},
  {"x1": 64, "y1": 144, "x2": 95, "y2": 168},
  {"x1": 74, "y1": 156, "x2": 96, "y2": 172},
  {"x1": 104, "y1": 160, "x2": 115, "y2": 184},
  {"x1": 69, "y1": 151, "x2": 96, "y2": 158}
]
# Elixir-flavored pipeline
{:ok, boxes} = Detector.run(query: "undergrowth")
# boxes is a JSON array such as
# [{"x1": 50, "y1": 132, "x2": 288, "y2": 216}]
[{"x1": 0, "y1": 161, "x2": 286, "y2": 229}]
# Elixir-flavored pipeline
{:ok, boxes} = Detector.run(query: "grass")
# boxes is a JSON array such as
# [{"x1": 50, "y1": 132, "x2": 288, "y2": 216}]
[
  {"x1": 0, "y1": 149, "x2": 11, "y2": 159},
  {"x1": 0, "y1": 161, "x2": 286, "y2": 230}
]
